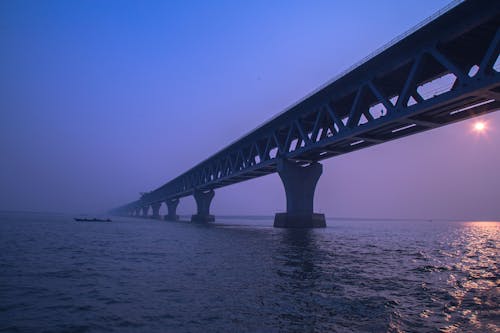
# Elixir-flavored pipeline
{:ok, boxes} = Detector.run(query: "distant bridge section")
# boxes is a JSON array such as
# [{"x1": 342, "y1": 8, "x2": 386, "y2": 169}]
[{"x1": 111, "y1": 0, "x2": 500, "y2": 227}]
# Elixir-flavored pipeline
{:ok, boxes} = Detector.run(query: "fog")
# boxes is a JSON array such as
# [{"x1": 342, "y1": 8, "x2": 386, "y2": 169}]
[{"x1": 1, "y1": 0, "x2": 499, "y2": 220}]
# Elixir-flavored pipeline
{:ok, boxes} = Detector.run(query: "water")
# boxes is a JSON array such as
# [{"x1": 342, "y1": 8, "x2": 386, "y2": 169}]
[{"x1": 0, "y1": 212, "x2": 498, "y2": 332}]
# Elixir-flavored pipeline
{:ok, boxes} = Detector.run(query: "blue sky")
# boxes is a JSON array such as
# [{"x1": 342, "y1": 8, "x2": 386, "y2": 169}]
[{"x1": 1, "y1": 0, "x2": 499, "y2": 219}]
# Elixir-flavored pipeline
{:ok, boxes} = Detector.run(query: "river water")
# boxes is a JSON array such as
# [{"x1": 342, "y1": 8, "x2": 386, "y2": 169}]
[{"x1": 0, "y1": 212, "x2": 498, "y2": 332}]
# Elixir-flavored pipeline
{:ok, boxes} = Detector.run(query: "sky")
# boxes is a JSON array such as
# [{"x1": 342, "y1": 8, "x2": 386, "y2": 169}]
[{"x1": 1, "y1": 0, "x2": 499, "y2": 220}]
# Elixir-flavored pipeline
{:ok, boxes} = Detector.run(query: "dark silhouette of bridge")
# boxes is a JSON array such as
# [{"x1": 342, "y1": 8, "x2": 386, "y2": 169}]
[{"x1": 111, "y1": 0, "x2": 500, "y2": 227}]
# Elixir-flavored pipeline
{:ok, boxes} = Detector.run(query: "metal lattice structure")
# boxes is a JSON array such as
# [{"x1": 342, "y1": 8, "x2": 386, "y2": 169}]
[{"x1": 113, "y1": 0, "x2": 500, "y2": 215}]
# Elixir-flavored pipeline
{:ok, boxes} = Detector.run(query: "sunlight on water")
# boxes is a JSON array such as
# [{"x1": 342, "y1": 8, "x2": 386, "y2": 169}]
[{"x1": 440, "y1": 221, "x2": 499, "y2": 333}]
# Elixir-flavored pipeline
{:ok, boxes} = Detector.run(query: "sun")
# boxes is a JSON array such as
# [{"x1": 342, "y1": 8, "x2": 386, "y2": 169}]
[{"x1": 473, "y1": 121, "x2": 486, "y2": 133}]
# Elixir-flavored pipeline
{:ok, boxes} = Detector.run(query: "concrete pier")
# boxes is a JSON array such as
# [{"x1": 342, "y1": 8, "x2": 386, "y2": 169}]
[
  {"x1": 191, "y1": 189, "x2": 215, "y2": 223},
  {"x1": 165, "y1": 198, "x2": 180, "y2": 221},
  {"x1": 274, "y1": 159, "x2": 326, "y2": 228},
  {"x1": 151, "y1": 202, "x2": 162, "y2": 219}
]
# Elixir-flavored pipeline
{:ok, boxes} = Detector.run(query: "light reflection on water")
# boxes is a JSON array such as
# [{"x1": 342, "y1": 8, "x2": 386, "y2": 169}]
[
  {"x1": 438, "y1": 222, "x2": 499, "y2": 333},
  {"x1": 0, "y1": 213, "x2": 498, "y2": 332}
]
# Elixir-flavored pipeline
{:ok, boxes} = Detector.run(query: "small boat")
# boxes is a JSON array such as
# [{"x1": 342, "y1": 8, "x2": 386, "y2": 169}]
[{"x1": 74, "y1": 218, "x2": 112, "y2": 222}]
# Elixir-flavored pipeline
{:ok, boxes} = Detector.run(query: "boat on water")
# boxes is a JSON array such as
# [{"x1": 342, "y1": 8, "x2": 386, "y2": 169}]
[{"x1": 74, "y1": 218, "x2": 112, "y2": 222}]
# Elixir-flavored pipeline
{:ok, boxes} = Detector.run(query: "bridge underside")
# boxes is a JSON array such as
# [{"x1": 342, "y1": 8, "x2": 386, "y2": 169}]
[{"x1": 112, "y1": 0, "x2": 500, "y2": 227}]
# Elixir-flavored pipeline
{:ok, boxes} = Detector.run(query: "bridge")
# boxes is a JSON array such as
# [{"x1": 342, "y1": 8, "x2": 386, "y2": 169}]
[{"x1": 110, "y1": 0, "x2": 500, "y2": 227}]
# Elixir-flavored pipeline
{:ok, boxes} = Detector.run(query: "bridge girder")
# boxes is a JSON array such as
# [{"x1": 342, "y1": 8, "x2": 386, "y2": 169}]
[{"x1": 115, "y1": 0, "x2": 500, "y2": 212}]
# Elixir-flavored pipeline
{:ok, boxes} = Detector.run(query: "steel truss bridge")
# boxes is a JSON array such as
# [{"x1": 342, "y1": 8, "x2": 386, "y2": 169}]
[{"x1": 111, "y1": 0, "x2": 500, "y2": 227}]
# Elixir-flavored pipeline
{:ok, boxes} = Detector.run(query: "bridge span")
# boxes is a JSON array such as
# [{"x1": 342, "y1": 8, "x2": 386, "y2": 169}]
[{"x1": 111, "y1": 0, "x2": 500, "y2": 227}]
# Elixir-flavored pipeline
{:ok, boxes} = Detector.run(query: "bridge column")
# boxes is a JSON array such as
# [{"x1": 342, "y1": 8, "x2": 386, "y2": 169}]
[
  {"x1": 165, "y1": 198, "x2": 180, "y2": 221},
  {"x1": 135, "y1": 207, "x2": 140, "y2": 217},
  {"x1": 191, "y1": 189, "x2": 215, "y2": 223},
  {"x1": 141, "y1": 205, "x2": 149, "y2": 218},
  {"x1": 151, "y1": 202, "x2": 162, "y2": 219},
  {"x1": 274, "y1": 159, "x2": 326, "y2": 228}
]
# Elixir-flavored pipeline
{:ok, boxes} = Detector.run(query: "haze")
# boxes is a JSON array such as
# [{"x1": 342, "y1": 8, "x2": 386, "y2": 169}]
[{"x1": 1, "y1": 0, "x2": 499, "y2": 220}]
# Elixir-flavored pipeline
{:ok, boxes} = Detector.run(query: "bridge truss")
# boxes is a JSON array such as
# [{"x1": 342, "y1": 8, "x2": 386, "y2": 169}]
[{"x1": 113, "y1": 0, "x2": 500, "y2": 216}]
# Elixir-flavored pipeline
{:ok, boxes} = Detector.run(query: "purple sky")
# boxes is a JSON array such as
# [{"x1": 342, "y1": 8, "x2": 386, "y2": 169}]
[{"x1": 1, "y1": 0, "x2": 499, "y2": 220}]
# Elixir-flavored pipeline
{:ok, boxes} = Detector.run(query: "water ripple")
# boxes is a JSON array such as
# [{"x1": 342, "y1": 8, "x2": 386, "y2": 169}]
[{"x1": 0, "y1": 213, "x2": 498, "y2": 332}]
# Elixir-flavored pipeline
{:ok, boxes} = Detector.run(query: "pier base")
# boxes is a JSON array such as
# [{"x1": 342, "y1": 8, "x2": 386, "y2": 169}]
[
  {"x1": 274, "y1": 213, "x2": 326, "y2": 228},
  {"x1": 191, "y1": 189, "x2": 215, "y2": 223},
  {"x1": 274, "y1": 159, "x2": 326, "y2": 228},
  {"x1": 191, "y1": 214, "x2": 215, "y2": 223}
]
